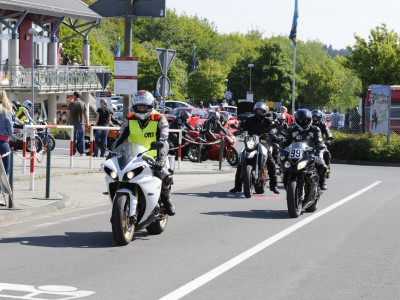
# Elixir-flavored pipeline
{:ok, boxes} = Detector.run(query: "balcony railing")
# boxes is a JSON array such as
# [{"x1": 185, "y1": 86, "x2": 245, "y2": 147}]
[{"x1": 0, "y1": 64, "x2": 111, "y2": 93}]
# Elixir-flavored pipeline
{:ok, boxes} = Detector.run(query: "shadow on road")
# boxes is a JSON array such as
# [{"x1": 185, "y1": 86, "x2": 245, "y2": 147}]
[
  {"x1": 201, "y1": 209, "x2": 289, "y2": 219},
  {"x1": 0, "y1": 231, "x2": 151, "y2": 248}
]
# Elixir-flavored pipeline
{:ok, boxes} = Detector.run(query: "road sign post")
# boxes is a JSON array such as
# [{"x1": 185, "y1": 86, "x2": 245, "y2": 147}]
[{"x1": 155, "y1": 48, "x2": 176, "y2": 114}]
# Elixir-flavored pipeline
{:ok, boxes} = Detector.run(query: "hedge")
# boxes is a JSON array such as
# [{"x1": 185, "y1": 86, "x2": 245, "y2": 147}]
[{"x1": 330, "y1": 132, "x2": 400, "y2": 163}]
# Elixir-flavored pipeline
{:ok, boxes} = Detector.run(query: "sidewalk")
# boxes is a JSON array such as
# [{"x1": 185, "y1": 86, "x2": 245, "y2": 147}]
[{"x1": 0, "y1": 154, "x2": 235, "y2": 224}]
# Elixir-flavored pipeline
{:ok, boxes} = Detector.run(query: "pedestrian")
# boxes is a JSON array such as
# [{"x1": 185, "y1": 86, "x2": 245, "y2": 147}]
[
  {"x1": 344, "y1": 108, "x2": 351, "y2": 132},
  {"x1": 211, "y1": 97, "x2": 218, "y2": 106},
  {"x1": 66, "y1": 91, "x2": 88, "y2": 156},
  {"x1": 222, "y1": 99, "x2": 228, "y2": 107},
  {"x1": 230, "y1": 100, "x2": 236, "y2": 106},
  {"x1": 0, "y1": 89, "x2": 13, "y2": 178},
  {"x1": 280, "y1": 106, "x2": 294, "y2": 125},
  {"x1": 62, "y1": 54, "x2": 71, "y2": 66},
  {"x1": 330, "y1": 109, "x2": 339, "y2": 130},
  {"x1": 198, "y1": 101, "x2": 204, "y2": 109},
  {"x1": 349, "y1": 107, "x2": 361, "y2": 133},
  {"x1": 93, "y1": 98, "x2": 112, "y2": 157}
]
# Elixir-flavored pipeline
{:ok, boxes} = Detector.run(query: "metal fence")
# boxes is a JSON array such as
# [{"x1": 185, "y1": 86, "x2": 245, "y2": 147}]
[{"x1": 299, "y1": 105, "x2": 400, "y2": 136}]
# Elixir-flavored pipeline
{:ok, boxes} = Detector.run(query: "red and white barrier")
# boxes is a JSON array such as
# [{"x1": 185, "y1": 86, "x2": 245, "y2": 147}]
[{"x1": 88, "y1": 125, "x2": 121, "y2": 169}]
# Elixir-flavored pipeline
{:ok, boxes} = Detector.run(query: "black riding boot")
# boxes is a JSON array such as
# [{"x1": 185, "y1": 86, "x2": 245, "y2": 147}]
[
  {"x1": 161, "y1": 187, "x2": 175, "y2": 216},
  {"x1": 266, "y1": 155, "x2": 279, "y2": 194},
  {"x1": 229, "y1": 165, "x2": 242, "y2": 193}
]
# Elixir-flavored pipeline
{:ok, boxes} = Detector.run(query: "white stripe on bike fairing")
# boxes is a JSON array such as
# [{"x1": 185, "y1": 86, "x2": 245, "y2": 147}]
[{"x1": 160, "y1": 181, "x2": 382, "y2": 300}]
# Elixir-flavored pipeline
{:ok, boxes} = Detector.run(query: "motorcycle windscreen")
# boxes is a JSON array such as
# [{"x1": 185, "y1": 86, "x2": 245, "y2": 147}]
[{"x1": 116, "y1": 142, "x2": 146, "y2": 170}]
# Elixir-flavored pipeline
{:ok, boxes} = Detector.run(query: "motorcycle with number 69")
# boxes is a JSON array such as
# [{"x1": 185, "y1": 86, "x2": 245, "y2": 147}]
[
  {"x1": 279, "y1": 141, "x2": 322, "y2": 218},
  {"x1": 99, "y1": 141, "x2": 169, "y2": 246}
]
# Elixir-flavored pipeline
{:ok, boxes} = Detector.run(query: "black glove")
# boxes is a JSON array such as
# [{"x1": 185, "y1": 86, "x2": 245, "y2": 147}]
[
  {"x1": 154, "y1": 159, "x2": 165, "y2": 171},
  {"x1": 106, "y1": 153, "x2": 114, "y2": 160}
]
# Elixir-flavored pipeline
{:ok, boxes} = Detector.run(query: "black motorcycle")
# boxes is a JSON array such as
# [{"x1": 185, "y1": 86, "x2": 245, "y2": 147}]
[{"x1": 279, "y1": 141, "x2": 322, "y2": 218}]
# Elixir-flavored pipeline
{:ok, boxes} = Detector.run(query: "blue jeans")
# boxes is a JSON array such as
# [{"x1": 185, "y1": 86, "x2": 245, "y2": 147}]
[
  {"x1": 93, "y1": 129, "x2": 107, "y2": 157},
  {"x1": 73, "y1": 124, "x2": 85, "y2": 155},
  {"x1": 0, "y1": 141, "x2": 10, "y2": 176}
]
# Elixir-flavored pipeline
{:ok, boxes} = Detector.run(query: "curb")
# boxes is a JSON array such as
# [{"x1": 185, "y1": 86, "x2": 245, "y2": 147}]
[
  {"x1": 0, "y1": 193, "x2": 77, "y2": 224},
  {"x1": 331, "y1": 159, "x2": 400, "y2": 167}
]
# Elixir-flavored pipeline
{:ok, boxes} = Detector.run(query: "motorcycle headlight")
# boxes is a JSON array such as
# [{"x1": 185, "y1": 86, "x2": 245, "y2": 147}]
[
  {"x1": 245, "y1": 139, "x2": 255, "y2": 150},
  {"x1": 126, "y1": 171, "x2": 134, "y2": 179},
  {"x1": 284, "y1": 161, "x2": 291, "y2": 169},
  {"x1": 122, "y1": 166, "x2": 144, "y2": 181},
  {"x1": 104, "y1": 167, "x2": 118, "y2": 180},
  {"x1": 297, "y1": 160, "x2": 307, "y2": 170}
]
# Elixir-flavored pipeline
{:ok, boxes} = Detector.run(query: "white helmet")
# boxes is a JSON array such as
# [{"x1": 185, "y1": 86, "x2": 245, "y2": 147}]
[
  {"x1": 23, "y1": 100, "x2": 33, "y2": 112},
  {"x1": 132, "y1": 90, "x2": 154, "y2": 120}
]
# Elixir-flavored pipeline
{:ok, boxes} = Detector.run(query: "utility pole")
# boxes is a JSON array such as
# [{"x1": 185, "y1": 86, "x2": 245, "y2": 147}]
[{"x1": 123, "y1": 0, "x2": 133, "y2": 118}]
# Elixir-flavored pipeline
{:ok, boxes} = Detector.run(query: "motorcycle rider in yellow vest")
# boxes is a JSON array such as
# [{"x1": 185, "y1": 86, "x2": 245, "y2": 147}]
[
  {"x1": 15, "y1": 100, "x2": 35, "y2": 125},
  {"x1": 113, "y1": 90, "x2": 175, "y2": 216}
]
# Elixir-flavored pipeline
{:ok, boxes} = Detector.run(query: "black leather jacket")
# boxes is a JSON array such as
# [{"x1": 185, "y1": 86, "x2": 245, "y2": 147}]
[
  {"x1": 201, "y1": 119, "x2": 229, "y2": 141},
  {"x1": 313, "y1": 122, "x2": 334, "y2": 140},
  {"x1": 281, "y1": 124, "x2": 326, "y2": 151},
  {"x1": 169, "y1": 116, "x2": 194, "y2": 131},
  {"x1": 241, "y1": 114, "x2": 277, "y2": 136}
]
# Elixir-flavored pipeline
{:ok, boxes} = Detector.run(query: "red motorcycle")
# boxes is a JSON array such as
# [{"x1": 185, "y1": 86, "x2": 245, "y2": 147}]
[{"x1": 185, "y1": 131, "x2": 238, "y2": 166}]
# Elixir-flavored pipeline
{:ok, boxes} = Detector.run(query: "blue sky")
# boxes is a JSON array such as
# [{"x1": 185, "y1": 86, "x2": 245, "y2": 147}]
[{"x1": 167, "y1": 0, "x2": 400, "y2": 49}]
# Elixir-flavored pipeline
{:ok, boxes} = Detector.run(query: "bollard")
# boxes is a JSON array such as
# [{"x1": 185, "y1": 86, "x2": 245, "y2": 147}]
[
  {"x1": 198, "y1": 143, "x2": 202, "y2": 163},
  {"x1": 219, "y1": 136, "x2": 225, "y2": 170},
  {"x1": 45, "y1": 128, "x2": 51, "y2": 199},
  {"x1": 8, "y1": 148, "x2": 14, "y2": 208}
]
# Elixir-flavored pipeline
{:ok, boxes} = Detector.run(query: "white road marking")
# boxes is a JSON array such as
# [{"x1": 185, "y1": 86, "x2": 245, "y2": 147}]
[{"x1": 160, "y1": 181, "x2": 382, "y2": 300}]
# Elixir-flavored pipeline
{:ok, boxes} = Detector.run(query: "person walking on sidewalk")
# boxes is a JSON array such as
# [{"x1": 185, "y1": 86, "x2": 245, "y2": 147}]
[
  {"x1": 66, "y1": 91, "x2": 88, "y2": 156},
  {"x1": 0, "y1": 89, "x2": 13, "y2": 177},
  {"x1": 93, "y1": 98, "x2": 112, "y2": 157}
]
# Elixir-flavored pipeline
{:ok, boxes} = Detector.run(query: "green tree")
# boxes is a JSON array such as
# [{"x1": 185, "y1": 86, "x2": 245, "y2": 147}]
[
  {"x1": 344, "y1": 23, "x2": 400, "y2": 96},
  {"x1": 187, "y1": 59, "x2": 227, "y2": 102}
]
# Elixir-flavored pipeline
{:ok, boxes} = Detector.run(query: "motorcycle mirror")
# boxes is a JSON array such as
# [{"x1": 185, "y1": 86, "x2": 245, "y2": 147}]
[{"x1": 150, "y1": 141, "x2": 164, "y2": 150}]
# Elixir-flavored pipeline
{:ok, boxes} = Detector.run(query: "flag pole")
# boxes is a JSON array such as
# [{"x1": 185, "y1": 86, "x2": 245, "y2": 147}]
[{"x1": 291, "y1": 46, "x2": 296, "y2": 115}]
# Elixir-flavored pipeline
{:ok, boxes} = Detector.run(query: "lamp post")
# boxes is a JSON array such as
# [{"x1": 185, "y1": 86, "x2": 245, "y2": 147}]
[
  {"x1": 29, "y1": 27, "x2": 41, "y2": 118},
  {"x1": 248, "y1": 63, "x2": 254, "y2": 93}
]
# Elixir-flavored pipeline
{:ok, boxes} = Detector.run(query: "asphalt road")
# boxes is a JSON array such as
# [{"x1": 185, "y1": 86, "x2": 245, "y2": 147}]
[{"x1": 0, "y1": 164, "x2": 399, "y2": 299}]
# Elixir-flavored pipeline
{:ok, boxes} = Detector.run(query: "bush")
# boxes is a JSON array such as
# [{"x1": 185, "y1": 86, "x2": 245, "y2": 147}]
[{"x1": 330, "y1": 132, "x2": 400, "y2": 163}]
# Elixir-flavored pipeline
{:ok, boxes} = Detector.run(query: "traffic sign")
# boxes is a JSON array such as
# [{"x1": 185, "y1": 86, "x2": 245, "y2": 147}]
[
  {"x1": 156, "y1": 48, "x2": 176, "y2": 75},
  {"x1": 156, "y1": 76, "x2": 171, "y2": 97}
]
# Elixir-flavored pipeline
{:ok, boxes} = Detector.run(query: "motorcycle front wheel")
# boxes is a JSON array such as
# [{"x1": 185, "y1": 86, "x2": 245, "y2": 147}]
[
  {"x1": 146, "y1": 216, "x2": 168, "y2": 234},
  {"x1": 226, "y1": 148, "x2": 239, "y2": 166},
  {"x1": 287, "y1": 180, "x2": 302, "y2": 218},
  {"x1": 112, "y1": 194, "x2": 135, "y2": 246},
  {"x1": 243, "y1": 165, "x2": 254, "y2": 198},
  {"x1": 42, "y1": 136, "x2": 56, "y2": 151}
]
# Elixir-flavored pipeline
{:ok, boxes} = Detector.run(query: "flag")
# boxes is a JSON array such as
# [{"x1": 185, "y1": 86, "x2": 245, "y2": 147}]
[
  {"x1": 192, "y1": 45, "x2": 196, "y2": 72},
  {"x1": 114, "y1": 37, "x2": 121, "y2": 57},
  {"x1": 289, "y1": 0, "x2": 299, "y2": 47}
]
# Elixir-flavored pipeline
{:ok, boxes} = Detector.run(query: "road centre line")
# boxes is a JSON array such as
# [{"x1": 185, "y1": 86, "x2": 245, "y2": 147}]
[{"x1": 160, "y1": 181, "x2": 382, "y2": 300}]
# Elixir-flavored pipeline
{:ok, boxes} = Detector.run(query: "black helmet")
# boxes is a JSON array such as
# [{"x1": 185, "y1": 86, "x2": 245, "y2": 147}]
[
  {"x1": 295, "y1": 109, "x2": 312, "y2": 130},
  {"x1": 210, "y1": 112, "x2": 220, "y2": 121},
  {"x1": 253, "y1": 102, "x2": 268, "y2": 116},
  {"x1": 181, "y1": 110, "x2": 191, "y2": 120},
  {"x1": 311, "y1": 109, "x2": 323, "y2": 125}
]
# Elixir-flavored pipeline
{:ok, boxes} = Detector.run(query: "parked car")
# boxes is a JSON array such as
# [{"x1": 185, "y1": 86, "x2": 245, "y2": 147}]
[
  {"x1": 166, "y1": 107, "x2": 208, "y2": 128},
  {"x1": 207, "y1": 105, "x2": 238, "y2": 116},
  {"x1": 158, "y1": 100, "x2": 195, "y2": 111}
]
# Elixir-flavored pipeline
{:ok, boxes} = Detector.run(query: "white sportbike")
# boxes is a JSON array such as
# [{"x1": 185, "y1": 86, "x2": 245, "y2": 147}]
[{"x1": 100, "y1": 141, "x2": 169, "y2": 246}]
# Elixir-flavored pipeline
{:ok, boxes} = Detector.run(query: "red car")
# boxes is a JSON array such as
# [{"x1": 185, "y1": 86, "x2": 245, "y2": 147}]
[
  {"x1": 196, "y1": 111, "x2": 240, "y2": 133},
  {"x1": 166, "y1": 107, "x2": 208, "y2": 128}
]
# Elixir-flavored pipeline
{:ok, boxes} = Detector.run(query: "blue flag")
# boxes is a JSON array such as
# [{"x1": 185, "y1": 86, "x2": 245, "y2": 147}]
[
  {"x1": 192, "y1": 45, "x2": 196, "y2": 72},
  {"x1": 114, "y1": 37, "x2": 121, "y2": 57},
  {"x1": 289, "y1": 0, "x2": 299, "y2": 47}
]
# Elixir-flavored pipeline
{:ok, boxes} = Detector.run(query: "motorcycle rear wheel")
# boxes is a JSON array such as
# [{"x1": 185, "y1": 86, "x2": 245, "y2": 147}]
[
  {"x1": 243, "y1": 165, "x2": 254, "y2": 198},
  {"x1": 26, "y1": 137, "x2": 43, "y2": 153},
  {"x1": 146, "y1": 216, "x2": 168, "y2": 234},
  {"x1": 226, "y1": 148, "x2": 239, "y2": 166},
  {"x1": 112, "y1": 194, "x2": 135, "y2": 246},
  {"x1": 287, "y1": 180, "x2": 302, "y2": 218},
  {"x1": 187, "y1": 145, "x2": 200, "y2": 162}
]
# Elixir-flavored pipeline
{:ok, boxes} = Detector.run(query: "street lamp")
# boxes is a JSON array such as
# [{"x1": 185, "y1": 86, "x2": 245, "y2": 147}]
[
  {"x1": 248, "y1": 63, "x2": 254, "y2": 93},
  {"x1": 225, "y1": 78, "x2": 228, "y2": 92},
  {"x1": 29, "y1": 27, "x2": 41, "y2": 118}
]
